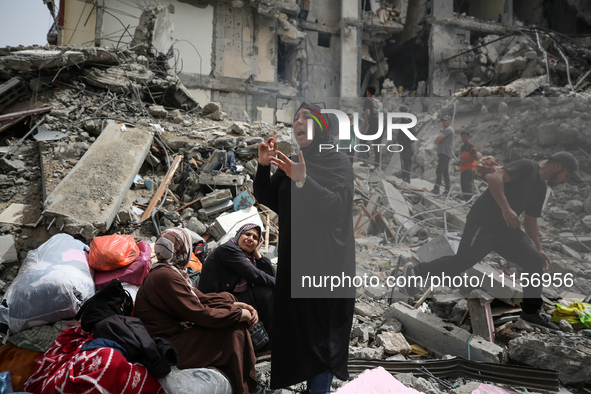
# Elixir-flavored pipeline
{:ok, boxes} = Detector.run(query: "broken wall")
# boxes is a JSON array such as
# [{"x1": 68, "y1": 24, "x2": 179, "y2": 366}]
[
  {"x1": 213, "y1": 5, "x2": 276, "y2": 83},
  {"x1": 306, "y1": 31, "x2": 341, "y2": 98},
  {"x1": 62, "y1": 0, "x2": 97, "y2": 46},
  {"x1": 63, "y1": 0, "x2": 214, "y2": 76},
  {"x1": 466, "y1": 0, "x2": 507, "y2": 23},
  {"x1": 428, "y1": 24, "x2": 470, "y2": 96},
  {"x1": 306, "y1": 0, "x2": 342, "y2": 27}
]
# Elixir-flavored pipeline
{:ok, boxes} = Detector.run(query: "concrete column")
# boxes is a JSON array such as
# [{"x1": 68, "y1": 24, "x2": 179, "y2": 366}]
[
  {"x1": 340, "y1": 0, "x2": 361, "y2": 98},
  {"x1": 432, "y1": 0, "x2": 453, "y2": 17},
  {"x1": 94, "y1": 0, "x2": 105, "y2": 47},
  {"x1": 503, "y1": 0, "x2": 514, "y2": 26}
]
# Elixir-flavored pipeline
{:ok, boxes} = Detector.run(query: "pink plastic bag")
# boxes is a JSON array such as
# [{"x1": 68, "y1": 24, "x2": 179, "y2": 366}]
[{"x1": 94, "y1": 242, "x2": 151, "y2": 289}]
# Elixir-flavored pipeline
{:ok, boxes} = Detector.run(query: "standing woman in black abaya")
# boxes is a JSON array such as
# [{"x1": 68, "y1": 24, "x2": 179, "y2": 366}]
[{"x1": 254, "y1": 102, "x2": 355, "y2": 393}]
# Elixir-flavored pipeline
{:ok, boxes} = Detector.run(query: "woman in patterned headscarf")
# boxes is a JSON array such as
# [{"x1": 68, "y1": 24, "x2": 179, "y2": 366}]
[
  {"x1": 135, "y1": 227, "x2": 258, "y2": 394},
  {"x1": 199, "y1": 223, "x2": 276, "y2": 340}
]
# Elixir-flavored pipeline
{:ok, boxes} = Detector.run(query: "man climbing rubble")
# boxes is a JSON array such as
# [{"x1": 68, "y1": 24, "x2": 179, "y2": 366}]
[{"x1": 404, "y1": 152, "x2": 584, "y2": 330}]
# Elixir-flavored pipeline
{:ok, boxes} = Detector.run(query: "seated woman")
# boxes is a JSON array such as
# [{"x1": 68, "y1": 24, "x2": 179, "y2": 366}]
[
  {"x1": 198, "y1": 223, "x2": 275, "y2": 338},
  {"x1": 134, "y1": 227, "x2": 257, "y2": 394}
]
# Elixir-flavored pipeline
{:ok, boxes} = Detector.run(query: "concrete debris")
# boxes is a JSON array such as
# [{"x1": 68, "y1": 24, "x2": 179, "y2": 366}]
[
  {"x1": 0, "y1": 235, "x2": 18, "y2": 265},
  {"x1": 509, "y1": 333, "x2": 591, "y2": 385},
  {"x1": 44, "y1": 122, "x2": 153, "y2": 238},
  {"x1": 375, "y1": 332, "x2": 412, "y2": 355},
  {"x1": 387, "y1": 302, "x2": 505, "y2": 363}
]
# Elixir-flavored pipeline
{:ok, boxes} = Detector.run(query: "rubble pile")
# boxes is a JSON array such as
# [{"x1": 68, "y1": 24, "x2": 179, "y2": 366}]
[{"x1": 452, "y1": 29, "x2": 591, "y2": 99}]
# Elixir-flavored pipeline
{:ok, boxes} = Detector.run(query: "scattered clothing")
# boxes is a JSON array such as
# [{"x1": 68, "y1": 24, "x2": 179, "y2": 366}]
[
  {"x1": 23, "y1": 326, "x2": 163, "y2": 394},
  {"x1": 92, "y1": 315, "x2": 179, "y2": 379}
]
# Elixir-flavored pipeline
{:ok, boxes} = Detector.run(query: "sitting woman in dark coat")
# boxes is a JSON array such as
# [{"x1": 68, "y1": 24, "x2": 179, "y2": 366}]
[
  {"x1": 134, "y1": 227, "x2": 258, "y2": 394},
  {"x1": 198, "y1": 223, "x2": 275, "y2": 337}
]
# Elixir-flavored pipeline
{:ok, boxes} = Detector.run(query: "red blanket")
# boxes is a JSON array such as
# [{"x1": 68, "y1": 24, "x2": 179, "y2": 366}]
[{"x1": 24, "y1": 326, "x2": 163, "y2": 394}]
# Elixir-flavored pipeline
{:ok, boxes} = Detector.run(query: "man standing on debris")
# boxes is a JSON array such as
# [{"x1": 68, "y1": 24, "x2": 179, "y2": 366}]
[
  {"x1": 432, "y1": 115, "x2": 455, "y2": 195},
  {"x1": 405, "y1": 152, "x2": 583, "y2": 330},
  {"x1": 457, "y1": 131, "x2": 480, "y2": 201},
  {"x1": 361, "y1": 85, "x2": 383, "y2": 169},
  {"x1": 254, "y1": 102, "x2": 355, "y2": 393}
]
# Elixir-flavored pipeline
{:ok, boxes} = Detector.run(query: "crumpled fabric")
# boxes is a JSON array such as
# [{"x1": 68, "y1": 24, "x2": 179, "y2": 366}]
[
  {"x1": 551, "y1": 302, "x2": 591, "y2": 328},
  {"x1": 8, "y1": 320, "x2": 78, "y2": 353}
]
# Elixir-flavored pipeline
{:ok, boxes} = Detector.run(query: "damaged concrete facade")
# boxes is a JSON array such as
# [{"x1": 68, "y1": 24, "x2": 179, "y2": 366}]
[
  {"x1": 43, "y1": 0, "x2": 591, "y2": 118},
  {"x1": 46, "y1": 0, "x2": 410, "y2": 123}
]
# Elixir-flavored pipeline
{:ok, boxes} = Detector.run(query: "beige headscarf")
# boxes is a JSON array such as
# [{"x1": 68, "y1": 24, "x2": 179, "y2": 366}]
[{"x1": 153, "y1": 227, "x2": 196, "y2": 295}]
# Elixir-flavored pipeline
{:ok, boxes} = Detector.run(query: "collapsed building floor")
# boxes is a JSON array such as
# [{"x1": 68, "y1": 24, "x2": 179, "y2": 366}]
[{"x1": 1, "y1": 1, "x2": 591, "y2": 393}]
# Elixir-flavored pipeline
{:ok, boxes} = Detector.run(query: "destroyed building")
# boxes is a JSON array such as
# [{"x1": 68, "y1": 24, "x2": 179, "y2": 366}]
[
  {"x1": 1, "y1": 0, "x2": 591, "y2": 393},
  {"x1": 40, "y1": 0, "x2": 591, "y2": 119}
]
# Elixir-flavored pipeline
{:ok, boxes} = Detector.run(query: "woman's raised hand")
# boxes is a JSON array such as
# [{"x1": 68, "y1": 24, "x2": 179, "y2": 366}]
[
  {"x1": 269, "y1": 150, "x2": 306, "y2": 182},
  {"x1": 258, "y1": 130, "x2": 277, "y2": 166}
]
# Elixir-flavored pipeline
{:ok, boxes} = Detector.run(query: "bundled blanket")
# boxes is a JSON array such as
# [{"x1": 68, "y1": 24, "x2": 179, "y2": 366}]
[{"x1": 24, "y1": 326, "x2": 163, "y2": 394}]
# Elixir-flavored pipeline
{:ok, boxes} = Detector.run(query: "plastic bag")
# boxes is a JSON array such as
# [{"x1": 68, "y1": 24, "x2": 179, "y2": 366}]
[
  {"x1": 158, "y1": 366, "x2": 233, "y2": 394},
  {"x1": 0, "y1": 371, "x2": 13, "y2": 394},
  {"x1": 89, "y1": 234, "x2": 140, "y2": 271},
  {"x1": 94, "y1": 241, "x2": 151, "y2": 289},
  {"x1": 1, "y1": 233, "x2": 95, "y2": 334}
]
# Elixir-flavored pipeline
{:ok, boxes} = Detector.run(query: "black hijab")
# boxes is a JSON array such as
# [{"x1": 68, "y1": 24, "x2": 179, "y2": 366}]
[{"x1": 293, "y1": 102, "x2": 351, "y2": 187}]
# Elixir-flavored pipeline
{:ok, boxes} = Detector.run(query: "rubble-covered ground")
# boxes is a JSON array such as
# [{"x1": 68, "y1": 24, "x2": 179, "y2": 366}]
[{"x1": 1, "y1": 41, "x2": 591, "y2": 393}]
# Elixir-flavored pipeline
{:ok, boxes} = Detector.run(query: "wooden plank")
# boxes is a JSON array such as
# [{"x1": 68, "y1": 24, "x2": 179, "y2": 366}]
[
  {"x1": 358, "y1": 200, "x2": 376, "y2": 234},
  {"x1": 0, "y1": 105, "x2": 51, "y2": 122},
  {"x1": 175, "y1": 196, "x2": 203, "y2": 212},
  {"x1": 379, "y1": 213, "x2": 397, "y2": 239},
  {"x1": 353, "y1": 212, "x2": 364, "y2": 233},
  {"x1": 413, "y1": 288, "x2": 432, "y2": 308},
  {"x1": 140, "y1": 155, "x2": 182, "y2": 221}
]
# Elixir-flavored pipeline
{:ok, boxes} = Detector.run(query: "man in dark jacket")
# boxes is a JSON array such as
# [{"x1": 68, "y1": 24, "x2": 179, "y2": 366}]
[{"x1": 405, "y1": 152, "x2": 583, "y2": 330}]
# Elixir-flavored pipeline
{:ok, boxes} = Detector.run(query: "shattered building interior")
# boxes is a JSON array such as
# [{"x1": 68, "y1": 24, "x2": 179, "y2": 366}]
[{"x1": 1, "y1": 0, "x2": 591, "y2": 392}]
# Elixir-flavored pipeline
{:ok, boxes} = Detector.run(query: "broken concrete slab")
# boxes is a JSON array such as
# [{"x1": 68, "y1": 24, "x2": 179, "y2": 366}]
[
  {"x1": 212, "y1": 206, "x2": 264, "y2": 244},
  {"x1": 387, "y1": 302, "x2": 505, "y2": 363},
  {"x1": 504, "y1": 76, "x2": 548, "y2": 98},
  {"x1": 377, "y1": 179, "x2": 414, "y2": 231},
  {"x1": 197, "y1": 200, "x2": 234, "y2": 221},
  {"x1": 198, "y1": 172, "x2": 246, "y2": 187},
  {"x1": 201, "y1": 150, "x2": 228, "y2": 173},
  {"x1": 44, "y1": 122, "x2": 153, "y2": 238},
  {"x1": 376, "y1": 332, "x2": 412, "y2": 355},
  {"x1": 348, "y1": 346, "x2": 385, "y2": 360},
  {"x1": 416, "y1": 233, "x2": 459, "y2": 263},
  {"x1": 0, "y1": 235, "x2": 18, "y2": 265},
  {"x1": 201, "y1": 189, "x2": 233, "y2": 209},
  {"x1": 0, "y1": 203, "x2": 31, "y2": 225},
  {"x1": 420, "y1": 194, "x2": 467, "y2": 230},
  {"x1": 466, "y1": 263, "x2": 523, "y2": 306},
  {"x1": 355, "y1": 300, "x2": 386, "y2": 318},
  {"x1": 509, "y1": 334, "x2": 591, "y2": 385}
]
